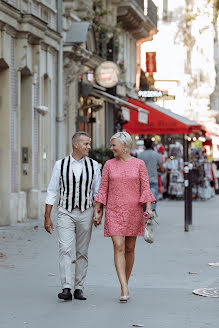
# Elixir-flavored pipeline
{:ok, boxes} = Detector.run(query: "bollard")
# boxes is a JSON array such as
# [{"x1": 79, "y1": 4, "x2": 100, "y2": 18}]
[
  {"x1": 188, "y1": 163, "x2": 193, "y2": 225},
  {"x1": 184, "y1": 164, "x2": 189, "y2": 232}
]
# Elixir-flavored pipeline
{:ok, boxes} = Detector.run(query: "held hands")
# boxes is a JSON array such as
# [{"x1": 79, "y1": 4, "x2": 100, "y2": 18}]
[
  {"x1": 93, "y1": 205, "x2": 103, "y2": 227},
  {"x1": 44, "y1": 216, "x2": 54, "y2": 234}
]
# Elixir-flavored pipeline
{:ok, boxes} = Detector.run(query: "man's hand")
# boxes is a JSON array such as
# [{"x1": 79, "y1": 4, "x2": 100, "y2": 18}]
[
  {"x1": 44, "y1": 204, "x2": 53, "y2": 234},
  {"x1": 44, "y1": 216, "x2": 54, "y2": 234}
]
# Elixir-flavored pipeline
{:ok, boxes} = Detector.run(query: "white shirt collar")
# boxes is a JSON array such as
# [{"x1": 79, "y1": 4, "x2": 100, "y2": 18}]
[{"x1": 70, "y1": 153, "x2": 85, "y2": 163}]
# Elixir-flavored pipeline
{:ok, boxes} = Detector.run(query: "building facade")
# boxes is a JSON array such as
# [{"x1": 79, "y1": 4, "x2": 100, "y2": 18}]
[
  {"x1": 59, "y1": 0, "x2": 157, "y2": 150},
  {"x1": 0, "y1": 0, "x2": 60, "y2": 225},
  {"x1": 141, "y1": 0, "x2": 215, "y2": 119},
  {"x1": 0, "y1": 0, "x2": 157, "y2": 225}
]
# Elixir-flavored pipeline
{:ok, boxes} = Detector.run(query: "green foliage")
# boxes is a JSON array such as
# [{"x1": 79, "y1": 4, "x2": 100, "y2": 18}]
[
  {"x1": 89, "y1": 148, "x2": 114, "y2": 166},
  {"x1": 208, "y1": 0, "x2": 219, "y2": 11},
  {"x1": 85, "y1": 0, "x2": 121, "y2": 58},
  {"x1": 183, "y1": 7, "x2": 198, "y2": 26},
  {"x1": 208, "y1": 0, "x2": 219, "y2": 23}
]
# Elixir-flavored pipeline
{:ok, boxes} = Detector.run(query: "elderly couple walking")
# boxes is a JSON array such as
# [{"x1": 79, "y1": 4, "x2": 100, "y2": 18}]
[{"x1": 44, "y1": 131, "x2": 155, "y2": 303}]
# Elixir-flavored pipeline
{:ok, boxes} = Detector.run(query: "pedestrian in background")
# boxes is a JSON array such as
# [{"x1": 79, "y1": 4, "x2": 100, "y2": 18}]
[
  {"x1": 138, "y1": 138, "x2": 165, "y2": 214},
  {"x1": 44, "y1": 131, "x2": 101, "y2": 301},
  {"x1": 93, "y1": 132, "x2": 155, "y2": 302},
  {"x1": 157, "y1": 145, "x2": 167, "y2": 199}
]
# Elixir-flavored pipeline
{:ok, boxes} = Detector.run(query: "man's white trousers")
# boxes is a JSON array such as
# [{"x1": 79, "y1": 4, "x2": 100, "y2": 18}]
[{"x1": 57, "y1": 206, "x2": 94, "y2": 290}]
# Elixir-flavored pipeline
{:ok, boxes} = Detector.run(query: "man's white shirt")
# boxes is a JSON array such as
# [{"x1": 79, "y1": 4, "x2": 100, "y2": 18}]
[{"x1": 45, "y1": 154, "x2": 101, "y2": 205}]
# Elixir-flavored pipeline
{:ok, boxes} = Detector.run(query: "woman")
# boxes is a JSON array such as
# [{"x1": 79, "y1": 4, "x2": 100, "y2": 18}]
[{"x1": 94, "y1": 132, "x2": 155, "y2": 302}]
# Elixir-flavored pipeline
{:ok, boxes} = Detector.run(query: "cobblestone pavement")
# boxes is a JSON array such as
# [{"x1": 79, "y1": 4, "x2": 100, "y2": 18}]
[{"x1": 0, "y1": 196, "x2": 219, "y2": 328}]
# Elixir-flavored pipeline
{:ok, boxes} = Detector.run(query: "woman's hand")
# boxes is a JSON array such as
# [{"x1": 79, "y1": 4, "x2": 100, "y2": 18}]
[
  {"x1": 143, "y1": 204, "x2": 155, "y2": 224},
  {"x1": 145, "y1": 202, "x2": 152, "y2": 214},
  {"x1": 145, "y1": 209, "x2": 153, "y2": 215}
]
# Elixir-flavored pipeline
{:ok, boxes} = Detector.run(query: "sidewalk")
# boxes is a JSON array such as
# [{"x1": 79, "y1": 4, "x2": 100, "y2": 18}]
[{"x1": 0, "y1": 196, "x2": 219, "y2": 328}]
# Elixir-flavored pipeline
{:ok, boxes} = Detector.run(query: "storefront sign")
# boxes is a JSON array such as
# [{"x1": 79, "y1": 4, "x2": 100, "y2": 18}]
[
  {"x1": 117, "y1": 84, "x2": 126, "y2": 97},
  {"x1": 138, "y1": 90, "x2": 175, "y2": 100},
  {"x1": 138, "y1": 90, "x2": 162, "y2": 98},
  {"x1": 138, "y1": 110, "x2": 148, "y2": 124},
  {"x1": 95, "y1": 61, "x2": 120, "y2": 88},
  {"x1": 121, "y1": 106, "x2": 130, "y2": 121}
]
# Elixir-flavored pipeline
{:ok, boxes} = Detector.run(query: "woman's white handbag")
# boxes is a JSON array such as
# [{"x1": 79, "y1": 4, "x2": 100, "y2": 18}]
[
  {"x1": 143, "y1": 211, "x2": 158, "y2": 244},
  {"x1": 144, "y1": 222, "x2": 154, "y2": 243}
]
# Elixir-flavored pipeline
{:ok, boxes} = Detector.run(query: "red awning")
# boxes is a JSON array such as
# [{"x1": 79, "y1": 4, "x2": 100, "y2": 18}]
[{"x1": 123, "y1": 98, "x2": 203, "y2": 135}]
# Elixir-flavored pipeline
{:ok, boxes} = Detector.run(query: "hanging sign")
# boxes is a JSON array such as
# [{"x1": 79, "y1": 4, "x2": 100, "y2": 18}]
[
  {"x1": 138, "y1": 90, "x2": 162, "y2": 98},
  {"x1": 146, "y1": 52, "x2": 157, "y2": 73},
  {"x1": 121, "y1": 106, "x2": 130, "y2": 122},
  {"x1": 95, "y1": 61, "x2": 120, "y2": 88},
  {"x1": 138, "y1": 110, "x2": 148, "y2": 124}
]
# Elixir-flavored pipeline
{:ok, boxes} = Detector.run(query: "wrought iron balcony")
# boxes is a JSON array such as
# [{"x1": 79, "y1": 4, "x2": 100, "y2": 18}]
[
  {"x1": 134, "y1": 0, "x2": 144, "y2": 11},
  {"x1": 146, "y1": 0, "x2": 158, "y2": 28}
]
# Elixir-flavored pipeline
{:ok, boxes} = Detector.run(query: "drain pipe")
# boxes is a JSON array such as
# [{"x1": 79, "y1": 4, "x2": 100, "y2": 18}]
[{"x1": 56, "y1": 0, "x2": 65, "y2": 159}]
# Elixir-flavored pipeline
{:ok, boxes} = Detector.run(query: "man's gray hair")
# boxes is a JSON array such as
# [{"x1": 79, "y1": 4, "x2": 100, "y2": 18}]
[
  {"x1": 110, "y1": 132, "x2": 133, "y2": 152},
  {"x1": 72, "y1": 131, "x2": 90, "y2": 144}
]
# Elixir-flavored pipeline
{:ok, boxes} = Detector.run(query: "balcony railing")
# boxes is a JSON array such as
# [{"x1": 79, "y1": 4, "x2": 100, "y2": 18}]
[
  {"x1": 146, "y1": 0, "x2": 157, "y2": 27},
  {"x1": 135, "y1": 0, "x2": 144, "y2": 11},
  {"x1": 117, "y1": 0, "x2": 157, "y2": 38}
]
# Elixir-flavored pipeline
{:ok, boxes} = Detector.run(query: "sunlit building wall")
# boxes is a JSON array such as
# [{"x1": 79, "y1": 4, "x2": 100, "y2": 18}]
[{"x1": 141, "y1": 0, "x2": 215, "y2": 120}]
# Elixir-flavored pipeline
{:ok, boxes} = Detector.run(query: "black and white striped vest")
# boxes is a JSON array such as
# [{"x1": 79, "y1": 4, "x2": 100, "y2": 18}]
[{"x1": 58, "y1": 155, "x2": 95, "y2": 212}]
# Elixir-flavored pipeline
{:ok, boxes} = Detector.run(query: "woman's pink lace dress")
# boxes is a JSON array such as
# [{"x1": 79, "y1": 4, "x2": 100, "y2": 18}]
[{"x1": 95, "y1": 157, "x2": 155, "y2": 237}]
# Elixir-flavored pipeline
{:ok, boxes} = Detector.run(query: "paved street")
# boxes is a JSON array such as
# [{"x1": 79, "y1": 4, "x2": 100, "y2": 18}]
[{"x1": 0, "y1": 196, "x2": 219, "y2": 328}]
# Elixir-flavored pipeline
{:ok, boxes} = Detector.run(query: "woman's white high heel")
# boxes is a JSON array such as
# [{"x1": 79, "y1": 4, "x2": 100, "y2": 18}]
[{"x1": 119, "y1": 295, "x2": 130, "y2": 302}]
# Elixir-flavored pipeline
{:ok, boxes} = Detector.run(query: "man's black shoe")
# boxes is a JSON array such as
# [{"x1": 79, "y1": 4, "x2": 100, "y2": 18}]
[
  {"x1": 74, "y1": 289, "x2": 87, "y2": 300},
  {"x1": 58, "y1": 288, "x2": 72, "y2": 301}
]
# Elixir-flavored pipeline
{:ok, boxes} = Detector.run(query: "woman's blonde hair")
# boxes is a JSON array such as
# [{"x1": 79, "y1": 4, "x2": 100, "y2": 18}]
[{"x1": 110, "y1": 132, "x2": 133, "y2": 152}]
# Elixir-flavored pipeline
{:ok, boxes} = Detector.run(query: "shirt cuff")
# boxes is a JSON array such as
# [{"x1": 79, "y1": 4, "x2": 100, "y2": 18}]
[{"x1": 45, "y1": 192, "x2": 57, "y2": 205}]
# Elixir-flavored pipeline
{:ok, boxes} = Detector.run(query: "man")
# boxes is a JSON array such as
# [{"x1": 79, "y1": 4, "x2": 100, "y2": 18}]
[
  {"x1": 44, "y1": 132, "x2": 101, "y2": 301},
  {"x1": 138, "y1": 138, "x2": 165, "y2": 213}
]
